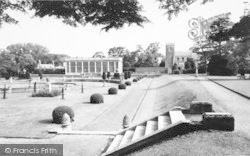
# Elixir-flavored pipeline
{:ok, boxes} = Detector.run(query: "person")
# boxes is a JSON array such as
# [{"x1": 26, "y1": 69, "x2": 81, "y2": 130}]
[
  {"x1": 102, "y1": 72, "x2": 107, "y2": 87},
  {"x1": 107, "y1": 71, "x2": 111, "y2": 82}
]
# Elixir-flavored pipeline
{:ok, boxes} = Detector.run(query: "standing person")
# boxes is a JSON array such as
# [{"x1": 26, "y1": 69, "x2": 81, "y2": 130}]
[
  {"x1": 107, "y1": 71, "x2": 111, "y2": 82},
  {"x1": 102, "y1": 72, "x2": 107, "y2": 87}
]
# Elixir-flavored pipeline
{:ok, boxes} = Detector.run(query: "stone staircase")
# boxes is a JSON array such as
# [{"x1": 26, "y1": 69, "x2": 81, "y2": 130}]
[{"x1": 102, "y1": 109, "x2": 192, "y2": 156}]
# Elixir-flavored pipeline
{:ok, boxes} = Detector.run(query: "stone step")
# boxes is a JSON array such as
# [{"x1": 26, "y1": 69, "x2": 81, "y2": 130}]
[
  {"x1": 158, "y1": 115, "x2": 171, "y2": 129},
  {"x1": 169, "y1": 111, "x2": 187, "y2": 124},
  {"x1": 131, "y1": 125, "x2": 146, "y2": 142},
  {"x1": 145, "y1": 120, "x2": 158, "y2": 135},
  {"x1": 119, "y1": 130, "x2": 135, "y2": 147},
  {"x1": 106, "y1": 135, "x2": 123, "y2": 152}
]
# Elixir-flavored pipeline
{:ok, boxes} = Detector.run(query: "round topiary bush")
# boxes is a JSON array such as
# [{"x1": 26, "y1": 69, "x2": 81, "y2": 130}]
[
  {"x1": 133, "y1": 79, "x2": 138, "y2": 82},
  {"x1": 125, "y1": 81, "x2": 131, "y2": 86},
  {"x1": 118, "y1": 84, "x2": 126, "y2": 89},
  {"x1": 90, "y1": 93, "x2": 104, "y2": 104},
  {"x1": 108, "y1": 87, "x2": 118, "y2": 95},
  {"x1": 52, "y1": 106, "x2": 74, "y2": 124}
]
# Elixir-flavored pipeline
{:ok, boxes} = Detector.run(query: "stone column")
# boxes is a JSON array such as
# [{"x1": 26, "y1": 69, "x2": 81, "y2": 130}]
[
  {"x1": 101, "y1": 62, "x2": 103, "y2": 73},
  {"x1": 114, "y1": 61, "x2": 116, "y2": 72},
  {"x1": 107, "y1": 61, "x2": 109, "y2": 72},
  {"x1": 82, "y1": 62, "x2": 84, "y2": 74},
  {"x1": 75, "y1": 62, "x2": 77, "y2": 74},
  {"x1": 94, "y1": 62, "x2": 96, "y2": 73},
  {"x1": 69, "y1": 62, "x2": 71, "y2": 73},
  {"x1": 88, "y1": 61, "x2": 90, "y2": 73}
]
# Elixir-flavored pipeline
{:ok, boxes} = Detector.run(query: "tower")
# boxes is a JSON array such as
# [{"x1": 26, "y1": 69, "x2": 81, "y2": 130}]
[{"x1": 165, "y1": 43, "x2": 175, "y2": 74}]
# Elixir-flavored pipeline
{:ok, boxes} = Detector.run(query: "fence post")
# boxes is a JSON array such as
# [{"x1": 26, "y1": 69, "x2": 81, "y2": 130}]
[
  {"x1": 81, "y1": 83, "x2": 84, "y2": 93},
  {"x1": 3, "y1": 84, "x2": 6, "y2": 99},
  {"x1": 62, "y1": 88, "x2": 64, "y2": 99},
  {"x1": 34, "y1": 82, "x2": 37, "y2": 93}
]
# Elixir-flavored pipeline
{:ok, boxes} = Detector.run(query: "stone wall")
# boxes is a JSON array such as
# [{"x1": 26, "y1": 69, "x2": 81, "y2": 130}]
[{"x1": 135, "y1": 67, "x2": 166, "y2": 74}]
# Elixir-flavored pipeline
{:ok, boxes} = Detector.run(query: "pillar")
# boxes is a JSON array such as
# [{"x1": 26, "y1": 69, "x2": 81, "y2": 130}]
[{"x1": 88, "y1": 61, "x2": 90, "y2": 73}]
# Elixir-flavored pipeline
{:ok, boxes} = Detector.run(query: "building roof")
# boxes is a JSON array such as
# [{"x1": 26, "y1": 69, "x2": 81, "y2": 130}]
[{"x1": 65, "y1": 57, "x2": 122, "y2": 61}]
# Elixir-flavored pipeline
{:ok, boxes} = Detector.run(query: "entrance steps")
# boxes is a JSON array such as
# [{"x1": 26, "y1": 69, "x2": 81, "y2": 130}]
[{"x1": 102, "y1": 110, "x2": 191, "y2": 156}]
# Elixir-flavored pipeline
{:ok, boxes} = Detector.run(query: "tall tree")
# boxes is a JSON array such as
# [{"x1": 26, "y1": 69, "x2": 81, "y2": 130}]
[
  {"x1": 108, "y1": 47, "x2": 129, "y2": 58},
  {"x1": 0, "y1": 0, "x2": 217, "y2": 30},
  {"x1": 207, "y1": 17, "x2": 233, "y2": 55},
  {"x1": 92, "y1": 51, "x2": 106, "y2": 58}
]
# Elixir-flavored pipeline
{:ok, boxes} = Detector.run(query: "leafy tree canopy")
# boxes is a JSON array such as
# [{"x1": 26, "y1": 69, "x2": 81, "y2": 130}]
[{"x1": 0, "y1": 0, "x2": 215, "y2": 30}]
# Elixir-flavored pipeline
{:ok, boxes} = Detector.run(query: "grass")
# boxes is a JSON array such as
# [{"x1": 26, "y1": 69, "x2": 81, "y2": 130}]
[{"x1": 128, "y1": 130, "x2": 250, "y2": 156}]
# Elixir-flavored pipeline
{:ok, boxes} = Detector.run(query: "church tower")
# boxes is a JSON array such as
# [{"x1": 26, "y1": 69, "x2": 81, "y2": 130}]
[{"x1": 165, "y1": 43, "x2": 175, "y2": 74}]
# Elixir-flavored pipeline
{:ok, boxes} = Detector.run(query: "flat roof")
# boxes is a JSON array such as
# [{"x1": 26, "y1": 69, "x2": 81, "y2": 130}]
[{"x1": 65, "y1": 57, "x2": 122, "y2": 61}]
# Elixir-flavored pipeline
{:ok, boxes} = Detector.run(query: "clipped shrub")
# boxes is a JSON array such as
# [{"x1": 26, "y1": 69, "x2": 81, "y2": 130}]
[
  {"x1": 128, "y1": 71, "x2": 131, "y2": 78},
  {"x1": 32, "y1": 89, "x2": 61, "y2": 97},
  {"x1": 118, "y1": 83, "x2": 126, "y2": 89},
  {"x1": 125, "y1": 81, "x2": 131, "y2": 86},
  {"x1": 52, "y1": 106, "x2": 74, "y2": 124},
  {"x1": 124, "y1": 71, "x2": 128, "y2": 79},
  {"x1": 108, "y1": 87, "x2": 118, "y2": 95},
  {"x1": 133, "y1": 79, "x2": 138, "y2": 82},
  {"x1": 90, "y1": 93, "x2": 104, "y2": 104}
]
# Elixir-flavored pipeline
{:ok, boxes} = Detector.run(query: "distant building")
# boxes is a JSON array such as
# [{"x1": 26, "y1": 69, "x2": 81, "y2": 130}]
[
  {"x1": 165, "y1": 43, "x2": 175, "y2": 73},
  {"x1": 63, "y1": 57, "x2": 123, "y2": 75},
  {"x1": 174, "y1": 53, "x2": 192, "y2": 70}
]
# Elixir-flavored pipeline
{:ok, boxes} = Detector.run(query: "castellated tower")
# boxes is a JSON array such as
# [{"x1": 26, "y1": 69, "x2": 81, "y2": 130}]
[{"x1": 165, "y1": 43, "x2": 175, "y2": 74}]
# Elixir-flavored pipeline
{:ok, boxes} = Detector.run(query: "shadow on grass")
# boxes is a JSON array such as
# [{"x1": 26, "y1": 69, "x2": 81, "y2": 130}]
[{"x1": 39, "y1": 119, "x2": 53, "y2": 124}]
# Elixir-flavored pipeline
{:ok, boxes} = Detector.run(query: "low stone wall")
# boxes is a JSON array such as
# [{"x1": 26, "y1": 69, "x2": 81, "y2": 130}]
[{"x1": 135, "y1": 67, "x2": 166, "y2": 74}]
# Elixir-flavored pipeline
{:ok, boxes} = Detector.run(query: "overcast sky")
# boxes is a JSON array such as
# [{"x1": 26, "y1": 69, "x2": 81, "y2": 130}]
[{"x1": 0, "y1": 0, "x2": 248, "y2": 57}]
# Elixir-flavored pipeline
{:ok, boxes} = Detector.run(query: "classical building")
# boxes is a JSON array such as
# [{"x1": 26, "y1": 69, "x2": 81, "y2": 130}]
[
  {"x1": 37, "y1": 60, "x2": 64, "y2": 70},
  {"x1": 63, "y1": 57, "x2": 123, "y2": 75}
]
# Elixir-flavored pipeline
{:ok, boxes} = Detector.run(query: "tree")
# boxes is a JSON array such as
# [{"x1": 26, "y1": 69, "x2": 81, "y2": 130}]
[
  {"x1": 230, "y1": 15, "x2": 250, "y2": 40},
  {"x1": 134, "y1": 43, "x2": 163, "y2": 67},
  {"x1": 92, "y1": 51, "x2": 106, "y2": 58},
  {"x1": 108, "y1": 47, "x2": 129, "y2": 58},
  {"x1": 1, "y1": 0, "x2": 216, "y2": 30},
  {"x1": 207, "y1": 17, "x2": 233, "y2": 55}
]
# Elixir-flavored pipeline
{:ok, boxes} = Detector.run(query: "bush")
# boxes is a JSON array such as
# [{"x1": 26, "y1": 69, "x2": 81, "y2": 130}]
[
  {"x1": 108, "y1": 87, "x2": 118, "y2": 95},
  {"x1": 207, "y1": 55, "x2": 236, "y2": 76},
  {"x1": 37, "y1": 70, "x2": 43, "y2": 79},
  {"x1": 125, "y1": 81, "x2": 131, "y2": 86},
  {"x1": 35, "y1": 69, "x2": 65, "y2": 74},
  {"x1": 118, "y1": 83, "x2": 126, "y2": 89},
  {"x1": 133, "y1": 79, "x2": 138, "y2": 82},
  {"x1": 128, "y1": 71, "x2": 131, "y2": 78},
  {"x1": 173, "y1": 70, "x2": 180, "y2": 74},
  {"x1": 90, "y1": 93, "x2": 104, "y2": 104},
  {"x1": 52, "y1": 106, "x2": 74, "y2": 124},
  {"x1": 124, "y1": 71, "x2": 128, "y2": 79},
  {"x1": 32, "y1": 89, "x2": 61, "y2": 97}
]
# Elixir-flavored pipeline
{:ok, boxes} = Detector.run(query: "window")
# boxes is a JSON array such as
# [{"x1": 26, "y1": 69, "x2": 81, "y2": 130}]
[
  {"x1": 109, "y1": 62, "x2": 114, "y2": 72},
  {"x1": 77, "y1": 62, "x2": 82, "y2": 73},
  {"x1": 71, "y1": 62, "x2": 76, "y2": 73},
  {"x1": 67, "y1": 62, "x2": 69, "y2": 73},
  {"x1": 96, "y1": 62, "x2": 101, "y2": 73},
  {"x1": 90, "y1": 61, "x2": 95, "y2": 73},
  {"x1": 103, "y1": 62, "x2": 108, "y2": 72},
  {"x1": 83, "y1": 62, "x2": 88, "y2": 73}
]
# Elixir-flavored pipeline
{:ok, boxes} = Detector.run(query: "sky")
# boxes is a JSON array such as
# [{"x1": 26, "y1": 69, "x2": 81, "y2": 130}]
[{"x1": 0, "y1": 0, "x2": 248, "y2": 57}]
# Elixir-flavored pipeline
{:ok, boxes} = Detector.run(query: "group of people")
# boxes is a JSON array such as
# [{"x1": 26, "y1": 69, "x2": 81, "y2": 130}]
[{"x1": 102, "y1": 70, "x2": 122, "y2": 86}]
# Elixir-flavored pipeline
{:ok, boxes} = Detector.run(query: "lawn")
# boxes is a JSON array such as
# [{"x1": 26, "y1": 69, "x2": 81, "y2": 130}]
[
  {"x1": 0, "y1": 79, "x2": 135, "y2": 139},
  {"x1": 128, "y1": 130, "x2": 250, "y2": 156}
]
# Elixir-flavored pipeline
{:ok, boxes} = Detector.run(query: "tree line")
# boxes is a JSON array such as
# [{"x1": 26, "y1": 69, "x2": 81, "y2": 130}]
[
  {"x1": 191, "y1": 14, "x2": 250, "y2": 75},
  {"x1": 0, "y1": 43, "x2": 69, "y2": 78}
]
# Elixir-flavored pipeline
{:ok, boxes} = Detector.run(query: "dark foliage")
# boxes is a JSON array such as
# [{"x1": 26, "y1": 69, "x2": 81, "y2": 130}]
[
  {"x1": 118, "y1": 83, "x2": 126, "y2": 89},
  {"x1": 32, "y1": 89, "x2": 61, "y2": 97},
  {"x1": 207, "y1": 55, "x2": 236, "y2": 76},
  {"x1": 108, "y1": 87, "x2": 118, "y2": 95},
  {"x1": 52, "y1": 106, "x2": 74, "y2": 124},
  {"x1": 90, "y1": 93, "x2": 104, "y2": 104},
  {"x1": 125, "y1": 81, "x2": 131, "y2": 86}
]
